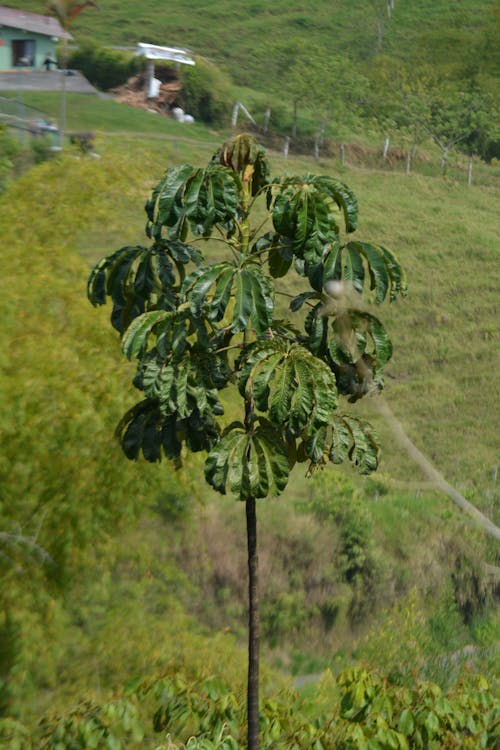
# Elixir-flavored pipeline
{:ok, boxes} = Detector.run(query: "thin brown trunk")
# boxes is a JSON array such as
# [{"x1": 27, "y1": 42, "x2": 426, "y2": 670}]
[
  {"x1": 292, "y1": 100, "x2": 298, "y2": 138},
  {"x1": 246, "y1": 496, "x2": 259, "y2": 750}
]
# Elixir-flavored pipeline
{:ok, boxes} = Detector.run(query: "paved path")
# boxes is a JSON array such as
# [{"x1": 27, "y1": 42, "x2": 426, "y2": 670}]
[{"x1": 0, "y1": 70, "x2": 97, "y2": 94}]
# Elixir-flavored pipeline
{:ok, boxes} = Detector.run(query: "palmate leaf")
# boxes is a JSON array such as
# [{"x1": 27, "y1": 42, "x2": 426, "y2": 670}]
[
  {"x1": 146, "y1": 163, "x2": 241, "y2": 241},
  {"x1": 344, "y1": 241, "x2": 407, "y2": 302},
  {"x1": 116, "y1": 400, "x2": 219, "y2": 462},
  {"x1": 121, "y1": 310, "x2": 173, "y2": 360},
  {"x1": 329, "y1": 415, "x2": 380, "y2": 475},
  {"x1": 309, "y1": 176, "x2": 358, "y2": 233},
  {"x1": 238, "y1": 340, "x2": 338, "y2": 438},
  {"x1": 317, "y1": 240, "x2": 407, "y2": 303},
  {"x1": 305, "y1": 305, "x2": 393, "y2": 371},
  {"x1": 271, "y1": 180, "x2": 338, "y2": 266},
  {"x1": 87, "y1": 244, "x2": 182, "y2": 333},
  {"x1": 136, "y1": 349, "x2": 226, "y2": 419},
  {"x1": 183, "y1": 262, "x2": 274, "y2": 333},
  {"x1": 296, "y1": 414, "x2": 380, "y2": 475},
  {"x1": 204, "y1": 421, "x2": 291, "y2": 499}
]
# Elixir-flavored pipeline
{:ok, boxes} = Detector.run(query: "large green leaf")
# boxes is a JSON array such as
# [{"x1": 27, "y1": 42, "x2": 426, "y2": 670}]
[
  {"x1": 344, "y1": 241, "x2": 408, "y2": 302},
  {"x1": 238, "y1": 339, "x2": 338, "y2": 438},
  {"x1": 271, "y1": 178, "x2": 338, "y2": 266},
  {"x1": 87, "y1": 244, "x2": 178, "y2": 333},
  {"x1": 330, "y1": 415, "x2": 380, "y2": 475},
  {"x1": 295, "y1": 414, "x2": 380, "y2": 474},
  {"x1": 146, "y1": 163, "x2": 241, "y2": 241},
  {"x1": 183, "y1": 262, "x2": 274, "y2": 333},
  {"x1": 134, "y1": 347, "x2": 226, "y2": 419},
  {"x1": 121, "y1": 310, "x2": 173, "y2": 360},
  {"x1": 310, "y1": 176, "x2": 359, "y2": 233},
  {"x1": 204, "y1": 421, "x2": 290, "y2": 499},
  {"x1": 116, "y1": 400, "x2": 219, "y2": 462}
]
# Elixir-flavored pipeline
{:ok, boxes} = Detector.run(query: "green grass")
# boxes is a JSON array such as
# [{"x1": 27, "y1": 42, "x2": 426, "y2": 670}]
[
  {"x1": 8, "y1": 0, "x2": 497, "y2": 90},
  {"x1": 0, "y1": 90, "x2": 224, "y2": 138}
]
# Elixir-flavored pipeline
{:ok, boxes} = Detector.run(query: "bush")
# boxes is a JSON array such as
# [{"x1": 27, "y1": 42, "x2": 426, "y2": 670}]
[
  {"x1": 67, "y1": 38, "x2": 142, "y2": 91},
  {"x1": 179, "y1": 57, "x2": 233, "y2": 125}
]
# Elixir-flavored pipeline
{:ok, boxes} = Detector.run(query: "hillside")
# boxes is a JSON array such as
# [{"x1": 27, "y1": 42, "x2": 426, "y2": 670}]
[{"x1": 6, "y1": 0, "x2": 499, "y2": 90}]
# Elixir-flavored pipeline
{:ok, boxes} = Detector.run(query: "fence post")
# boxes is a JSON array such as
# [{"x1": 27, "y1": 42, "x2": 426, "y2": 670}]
[{"x1": 382, "y1": 135, "x2": 390, "y2": 160}]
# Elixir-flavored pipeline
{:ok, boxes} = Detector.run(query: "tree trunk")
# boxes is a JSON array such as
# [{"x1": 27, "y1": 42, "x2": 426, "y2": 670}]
[
  {"x1": 467, "y1": 158, "x2": 473, "y2": 187},
  {"x1": 292, "y1": 100, "x2": 298, "y2": 138},
  {"x1": 314, "y1": 133, "x2": 320, "y2": 160},
  {"x1": 405, "y1": 150, "x2": 411, "y2": 175},
  {"x1": 263, "y1": 108, "x2": 271, "y2": 134},
  {"x1": 246, "y1": 496, "x2": 259, "y2": 750},
  {"x1": 441, "y1": 147, "x2": 449, "y2": 175},
  {"x1": 376, "y1": 19, "x2": 383, "y2": 52}
]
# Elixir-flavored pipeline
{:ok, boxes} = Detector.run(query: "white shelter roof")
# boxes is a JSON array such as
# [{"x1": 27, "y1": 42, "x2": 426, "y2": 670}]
[{"x1": 137, "y1": 42, "x2": 195, "y2": 66}]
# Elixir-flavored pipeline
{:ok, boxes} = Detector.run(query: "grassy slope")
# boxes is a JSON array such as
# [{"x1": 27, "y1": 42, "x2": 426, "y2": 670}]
[{"x1": 6, "y1": 0, "x2": 497, "y2": 86}]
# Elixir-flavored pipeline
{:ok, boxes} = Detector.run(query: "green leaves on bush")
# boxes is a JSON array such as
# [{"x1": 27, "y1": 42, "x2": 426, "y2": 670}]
[
  {"x1": 67, "y1": 38, "x2": 141, "y2": 91},
  {"x1": 8, "y1": 667, "x2": 497, "y2": 749}
]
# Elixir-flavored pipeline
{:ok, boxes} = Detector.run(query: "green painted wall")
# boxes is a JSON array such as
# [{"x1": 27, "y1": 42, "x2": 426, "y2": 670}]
[{"x1": 0, "y1": 27, "x2": 57, "y2": 70}]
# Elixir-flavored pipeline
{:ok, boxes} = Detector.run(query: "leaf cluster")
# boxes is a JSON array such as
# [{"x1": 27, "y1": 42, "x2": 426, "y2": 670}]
[{"x1": 88, "y1": 134, "x2": 406, "y2": 500}]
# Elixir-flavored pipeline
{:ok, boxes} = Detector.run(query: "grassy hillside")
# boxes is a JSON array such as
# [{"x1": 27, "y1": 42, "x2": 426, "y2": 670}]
[{"x1": 7, "y1": 0, "x2": 499, "y2": 88}]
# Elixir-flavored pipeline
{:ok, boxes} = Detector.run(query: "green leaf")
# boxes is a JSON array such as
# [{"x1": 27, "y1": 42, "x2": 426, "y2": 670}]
[
  {"x1": 248, "y1": 269, "x2": 274, "y2": 333},
  {"x1": 345, "y1": 241, "x2": 407, "y2": 302},
  {"x1": 398, "y1": 709, "x2": 415, "y2": 736},
  {"x1": 267, "y1": 235, "x2": 294, "y2": 278},
  {"x1": 240, "y1": 340, "x2": 337, "y2": 440},
  {"x1": 289, "y1": 291, "x2": 319, "y2": 312},
  {"x1": 205, "y1": 422, "x2": 290, "y2": 499},
  {"x1": 121, "y1": 310, "x2": 172, "y2": 360},
  {"x1": 116, "y1": 401, "x2": 218, "y2": 462},
  {"x1": 327, "y1": 415, "x2": 380, "y2": 474},
  {"x1": 88, "y1": 244, "x2": 178, "y2": 333},
  {"x1": 312, "y1": 176, "x2": 358, "y2": 233},
  {"x1": 233, "y1": 269, "x2": 254, "y2": 332}
]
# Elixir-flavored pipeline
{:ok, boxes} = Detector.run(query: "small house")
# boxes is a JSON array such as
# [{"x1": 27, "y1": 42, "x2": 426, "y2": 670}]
[{"x1": 0, "y1": 5, "x2": 69, "y2": 70}]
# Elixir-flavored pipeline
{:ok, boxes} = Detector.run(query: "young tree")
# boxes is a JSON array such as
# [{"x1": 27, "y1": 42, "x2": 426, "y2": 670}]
[
  {"x1": 421, "y1": 88, "x2": 493, "y2": 176},
  {"x1": 88, "y1": 134, "x2": 406, "y2": 750},
  {"x1": 46, "y1": 1, "x2": 97, "y2": 148}
]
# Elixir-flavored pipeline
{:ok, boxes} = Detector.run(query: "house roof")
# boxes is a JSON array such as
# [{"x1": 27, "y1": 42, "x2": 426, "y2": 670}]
[{"x1": 0, "y1": 5, "x2": 71, "y2": 39}]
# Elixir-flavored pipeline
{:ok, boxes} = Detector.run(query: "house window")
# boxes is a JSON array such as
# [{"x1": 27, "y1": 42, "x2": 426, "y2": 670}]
[{"x1": 12, "y1": 39, "x2": 36, "y2": 67}]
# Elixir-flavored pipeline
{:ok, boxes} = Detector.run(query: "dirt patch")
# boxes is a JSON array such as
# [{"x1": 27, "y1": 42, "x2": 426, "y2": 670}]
[{"x1": 112, "y1": 68, "x2": 181, "y2": 115}]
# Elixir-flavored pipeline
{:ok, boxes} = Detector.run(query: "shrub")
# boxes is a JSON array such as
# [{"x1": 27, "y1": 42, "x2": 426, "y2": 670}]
[
  {"x1": 67, "y1": 38, "x2": 142, "y2": 91},
  {"x1": 179, "y1": 57, "x2": 233, "y2": 125}
]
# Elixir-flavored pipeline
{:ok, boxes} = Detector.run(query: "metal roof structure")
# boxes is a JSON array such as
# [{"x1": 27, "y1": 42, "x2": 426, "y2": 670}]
[
  {"x1": 136, "y1": 42, "x2": 195, "y2": 66},
  {"x1": 0, "y1": 5, "x2": 71, "y2": 39}
]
